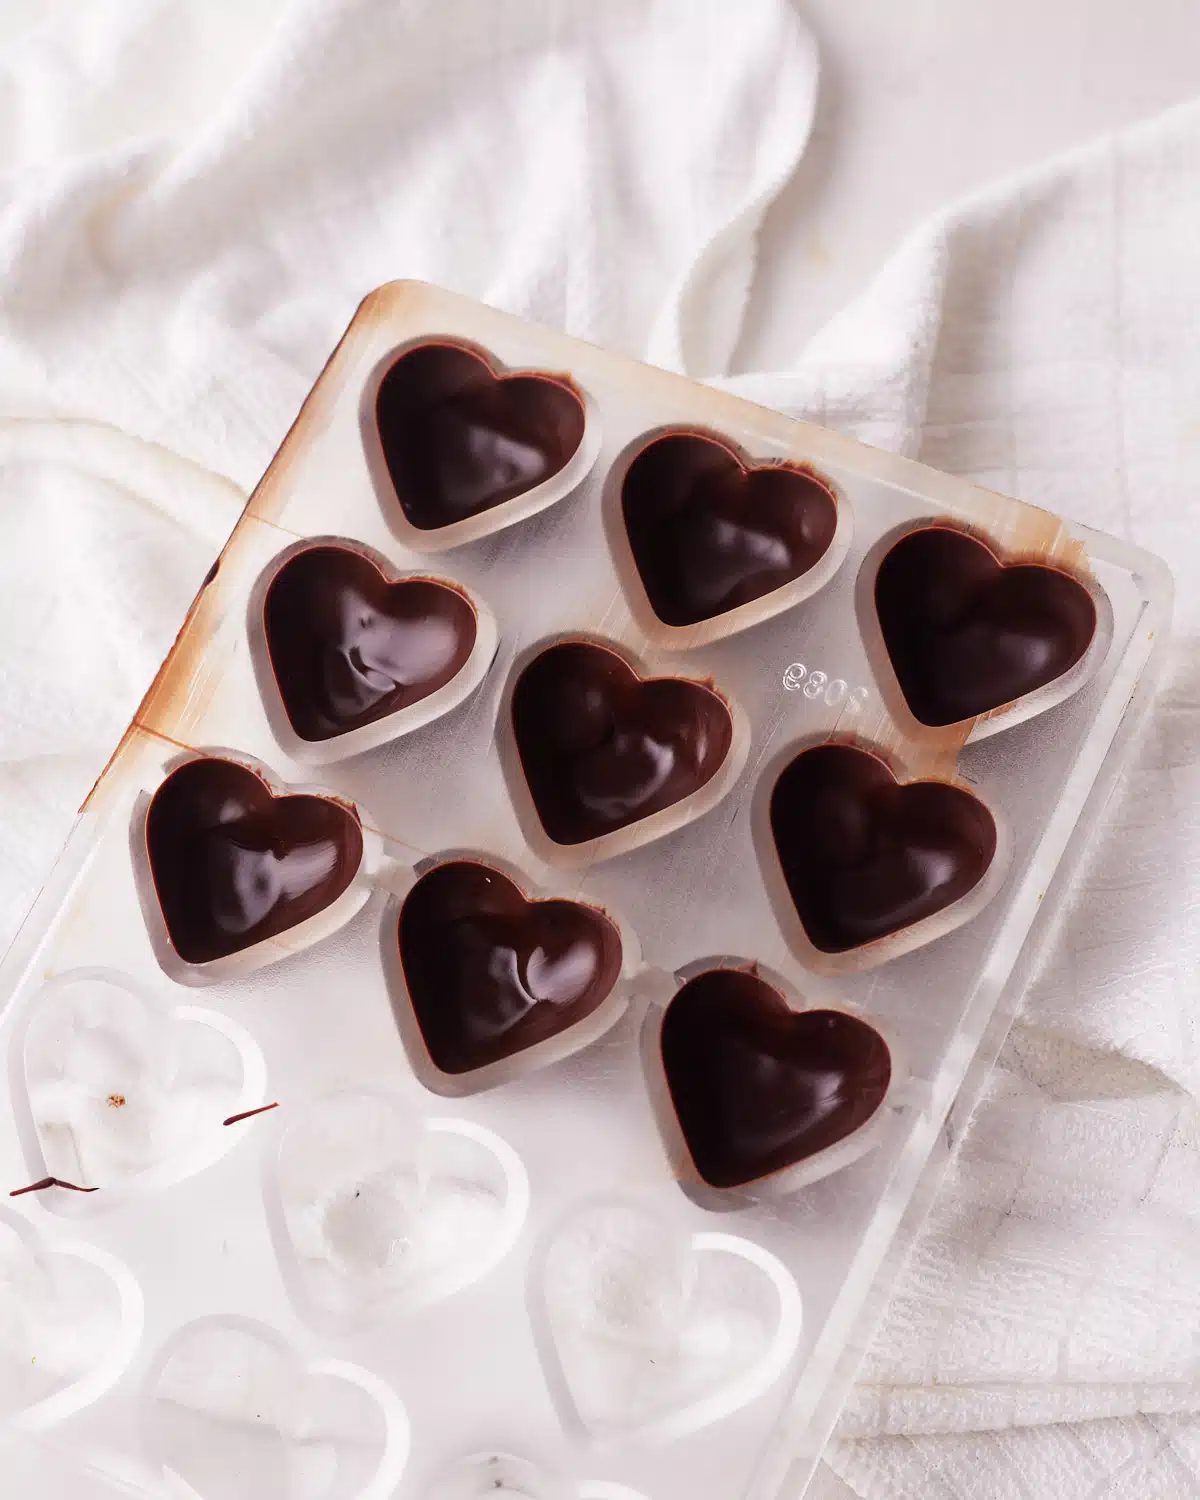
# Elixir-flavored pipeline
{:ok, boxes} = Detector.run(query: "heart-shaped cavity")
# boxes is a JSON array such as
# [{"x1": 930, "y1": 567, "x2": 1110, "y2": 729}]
[
  {"x1": 271, "y1": 1091, "x2": 528, "y2": 1325},
  {"x1": 427, "y1": 1454, "x2": 648, "y2": 1500},
  {"x1": 874, "y1": 525, "x2": 1098, "y2": 726},
  {"x1": 621, "y1": 431, "x2": 839, "y2": 627},
  {"x1": 261, "y1": 544, "x2": 479, "y2": 742},
  {"x1": 395, "y1": 860, "x2": 624, "y2": 1078},
  {"x1": 0, "y1": 1205, "x2": 143, "y2": 1430},
  {"x1": 16, "y1": 969, "x2": 267, "y2": 1201},
  {"x1": 510, "y1": 640, "x2": 735, "y2": 848},
  {"x1": 658, "y1": 969, "x2": 892, "y2": 1189},
  {"x1": 144, "y1": 1317, "x2": 409, "y2": 1500},
  {"x1": 375, "y1": 340, "x2": 587, "y2": 532},
  {"x1": 768, "y1": 742, "x2": 998, "y2": 954},
  {"x1": 534, "y1": 1197, "x2": 801, "y2": 1441},
  {"x1": 143, "y1": 757, "x2": 364, "y2": 966}
]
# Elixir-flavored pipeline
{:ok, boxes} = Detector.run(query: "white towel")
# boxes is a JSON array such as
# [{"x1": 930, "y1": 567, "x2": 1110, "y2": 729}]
[
  {"x1": 730, "y1": 102, "x2": 1200, "y2": 1500},
  {"x1": 1, "y1": 4, "x2": 1198, "y2": 1497}
]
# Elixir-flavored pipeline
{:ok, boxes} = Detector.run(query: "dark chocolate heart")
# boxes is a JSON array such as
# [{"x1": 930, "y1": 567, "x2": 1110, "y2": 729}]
[
  {"x1": 510, "y1": 640, "x2": 734, "y2": 846},
  {"x1": 874, "y1": 525, "x2": 1097, "y2": 726},
  {"x1": 660, "y1": 969, "x2": 891, "y2": 1188},
  {"x1": 621, "y1": 431, "x2": 838, "y2": 626},
  {"x1": 397, "y1": 860, "x2": 623, "y2": 1075},
  {"x1": 375, "y1": 340, "x2": 587, "y2": 531},
  {"x1": 144, "y1": 758, "x2": 364, "y2": 964},
  {"x1": 262, "y1": 544, "x2": 478, "y2": 741},
  {"x1": 769, "y1": 743, "x2": 997, "y2": 953}
]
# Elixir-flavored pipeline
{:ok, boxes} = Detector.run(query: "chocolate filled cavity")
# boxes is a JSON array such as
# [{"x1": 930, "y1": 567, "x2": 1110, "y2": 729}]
[
  {"x1": 622, "y1": 432, "x2": 838, "y2": 626},
  {"x1": 263, "y1": 545, "x2": 477, "y2": 741},
  {"x1": 375, "y1": 341, "x2": 587, "y2": 531},
  {"x1": 769, "y1": 742, "x2": 997, "y2": 953},
  {"x1": 397, "y1": 860, "x2": 622, "y2": 1074},
  {"x1": 875, "y1": 525, "x2": 1098, "y2": 726},
  {"x1": 660, "y1": 969, "x2": 891, "y2": 1188},
  {"x1": 510, "y1": 640, "x2": 734, "y2": 846},
  {"x1": 145, "y1": 758, "x2": 363, "y2": 964}
]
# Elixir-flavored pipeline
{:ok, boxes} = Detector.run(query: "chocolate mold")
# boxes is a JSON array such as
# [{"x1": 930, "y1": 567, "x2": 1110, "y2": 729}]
[
  {"x1": 384, "y1": 853, "x2": 636, "y2": 1094},
  {"x1": 267, "y1": 1089, "x2": 529, "y2": 1328},
  {"x1": 531, "y1": 1195, "x2": 802, "y2": 1443},
  {"x1": 12, "y1": 968, "x2": 267, "y2": 1210},
  {"x1": 642, "y1": 960, "x2": 906, "y2": 1194},
  {"x1": 754, "y1": 737, "x2": 1012, "y2": 975},
  {"x1": 363, "y1": 337, "x2": 601, "y2": 552},
  {"x1": 859, "y1": 519, "x2": 1113, "y2": 742},
  {"x1": 249, "y1": 536, "x2": 499, "y2": 764},
  {"x1": 642, "y1": 961, "x2": 907, "y2": 1198},
  {"x1": 142, "y1": 1315, "x2": 409, "y2": 1500},
  {"x1": 0, "y1": 1204, "x2": 143, "y2": 1431},
  {"x1": 606, "y1": 427, "x2": 851, "y2": 650},
  {"x1": 132, "y1": 750, "x2": 380, "y2": 985},
  {"x1": 0, "y1": 284, "x2": 1171, "y2": 1500},
  {"x1": 500, "y1": 635, "x2": 750, "y2": 867}
]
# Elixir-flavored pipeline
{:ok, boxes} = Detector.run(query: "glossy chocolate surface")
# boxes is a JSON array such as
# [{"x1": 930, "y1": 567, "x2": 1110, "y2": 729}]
[
  {"x1": 510, "y1": 640, "x2": 734, "y2": 846},
  {"x1": 263, "y1": 545, "x2": 477, "y2": 741},
  {"x1": 145, "y1": 758, "x2": 363, "y2": 964},
  {"x1": 875, "y1": 525, "x2": 1098, "y2": 726},
  {"x1": 375, "y1": 341, "x2": 587, "y2": 530},
  {"x1": 660, "y1": 969, "x2": 891, "y2": 1188},
  {"x1": 769, "y1": 743, "x2": 997, "y2": 953},
  {"x1": 398, "y1": 860, "x2": 623, "y2": 1074},
  {"x1": 622, "y1": 432, "x2": 838, "y2": 626}
]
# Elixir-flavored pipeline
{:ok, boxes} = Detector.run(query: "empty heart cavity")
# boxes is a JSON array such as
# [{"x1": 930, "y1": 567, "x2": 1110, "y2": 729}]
[
  {"x1": 0, "y1": 1205, "x2": 143, "y2": 1429},
  {"x1": 427, "y1": 1454, "x2": 649, "y2": 1500},
  {"x1": 533, "y1": 1198, "x2": 801, "y2": 1442},
  {"x1": 272, "y1": 1092, "x2": 528, "y2": 1324},
  {"x1": 17, "y1": 969, "x2": 267, "y2": 1200},
  {"x1": 144, "y1": 1317, "x2": 408, "y2": 1500}
]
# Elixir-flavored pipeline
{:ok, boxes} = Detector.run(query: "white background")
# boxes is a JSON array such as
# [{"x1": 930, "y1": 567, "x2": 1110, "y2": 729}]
[{"x1": 4, "y1": 0, "x2": 1197, "y2": 376}]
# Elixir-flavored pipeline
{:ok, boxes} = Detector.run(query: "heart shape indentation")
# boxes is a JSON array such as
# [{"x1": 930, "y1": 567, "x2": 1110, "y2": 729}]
[
  {"x1": 621, "y1": 431, "x2": 838, "y2": 626},
  {"x1": 511, "y1": 640, "x2": 734, "y2": 846},
  {"x1": 144, "y1": 757, "x2": 364, "y2": 966},
  {"x1": 376, "y1": 341, "x2": 587, "y2": 531},
  {"x1": 769, "y1": 742, "x2": 998, "y2": 953},
  {"x1": 659, "y1": 969, "x2": 891, "y2": 1188},
  {"x1": 397, "y1": 861, "x2": 623, "y2": 1076},
  {"x1": 262, "y1": 545, "x2": 479, "y2": 742},
  {"x1": 874, "y1": 525, "x2": 1098, "y2": 726},
  {"x1": 0, "y1": 1205, "x2": 143, "y2": 1430},
  {"x1": 534, "y1": 1197, "x2": 801, "y2": 1441},
  {"x1": 145, "y1": 1317, "x2": 409, "y2": 1500},
  {"x1": 18, "y1": 969, "x2": 267, "y2": 1199},
  {"x1": 428, "y1": 1454, "x2": 649, "y2": 1499},
  {"x1": 272, "y1": 1091, "x2": 529, "y2": 1324}
]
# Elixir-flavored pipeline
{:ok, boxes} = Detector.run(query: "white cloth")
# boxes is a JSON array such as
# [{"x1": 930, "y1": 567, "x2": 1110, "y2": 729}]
[{"x1": 0, "y1": 4, "x2": 1198, "y2": 1497}]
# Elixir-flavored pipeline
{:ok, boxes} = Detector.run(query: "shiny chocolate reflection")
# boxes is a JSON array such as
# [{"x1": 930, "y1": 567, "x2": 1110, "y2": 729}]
[
  {"x1": 145, "y1": 757, "x2": 363, "y2": 964},
  {"x1": 375, "y1": 341, "x2": 586, "y2": 530},
  {"x1": 398, "y1": 860, "x2": 622, "y2": 1074}
]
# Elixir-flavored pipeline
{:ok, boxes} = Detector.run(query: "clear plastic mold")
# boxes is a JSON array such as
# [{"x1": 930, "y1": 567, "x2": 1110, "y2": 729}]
[{"x1": 0, "y1": 283, "x2": 1170, "y2": 1498}]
